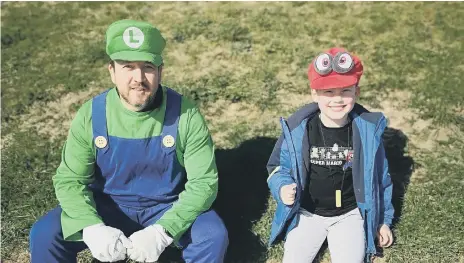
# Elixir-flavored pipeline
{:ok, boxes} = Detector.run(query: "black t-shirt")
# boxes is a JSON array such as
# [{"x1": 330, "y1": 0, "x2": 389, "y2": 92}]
[{"x1": 300, "y1": 114, "x2": 357, "y2": 217}]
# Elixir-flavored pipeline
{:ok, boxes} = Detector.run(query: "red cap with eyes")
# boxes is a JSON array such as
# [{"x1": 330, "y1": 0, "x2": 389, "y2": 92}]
[{"x1": 308, "y1": 47, "x2": 363, "y2": 90}]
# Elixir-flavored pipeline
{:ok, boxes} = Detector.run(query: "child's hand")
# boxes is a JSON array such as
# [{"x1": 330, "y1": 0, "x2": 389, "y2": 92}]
[
  {"x1": 377, "y1": 224, "x2": 394, "y2": 247},
  {"x1": 280, "y1": 183, "x2": 297, "y2": 205}
]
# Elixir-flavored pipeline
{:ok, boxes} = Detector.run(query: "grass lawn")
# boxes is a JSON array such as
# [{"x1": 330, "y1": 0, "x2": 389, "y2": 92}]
[{"x1": 2, "y1": 2, "x2": 463, "y2": 263}]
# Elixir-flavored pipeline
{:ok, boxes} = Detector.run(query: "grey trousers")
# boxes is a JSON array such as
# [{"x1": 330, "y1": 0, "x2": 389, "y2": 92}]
[{"x1": 283, "y1": 208, "x2": 365, "y2": 263}]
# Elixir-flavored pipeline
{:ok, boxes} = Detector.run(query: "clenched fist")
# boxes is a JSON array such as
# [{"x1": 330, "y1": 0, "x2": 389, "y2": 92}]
[
  {"x1": 280, "y1": 183, "x2": 297, "y2": 205},
  {"x1": 377, "y1": 224, "x2": 394, "y2": 247}
]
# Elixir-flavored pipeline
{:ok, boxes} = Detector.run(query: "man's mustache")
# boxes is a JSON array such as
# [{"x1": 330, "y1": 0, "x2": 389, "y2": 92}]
[{"x1": 130, "y1": 83, "x2": 148, "y2": 89}]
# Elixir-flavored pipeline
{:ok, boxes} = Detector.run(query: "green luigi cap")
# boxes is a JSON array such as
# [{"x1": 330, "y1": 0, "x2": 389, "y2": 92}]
[{"x1": 106, "y1": 19, "x2": 166, "y2": 66}]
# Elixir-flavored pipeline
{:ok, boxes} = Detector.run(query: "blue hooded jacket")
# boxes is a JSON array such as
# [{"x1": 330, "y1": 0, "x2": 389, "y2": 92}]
[{"x1": 267, "y1": 102, "x2": 394, "y2": 260}]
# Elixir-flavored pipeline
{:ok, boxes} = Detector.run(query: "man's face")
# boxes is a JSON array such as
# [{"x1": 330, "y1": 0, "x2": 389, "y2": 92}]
[
  {"x1": 109, "y1": 60, "x2": 162, "y2": 111},
  {"x1": 311, "y1": 85, "x2": 360, "y2": 121}
]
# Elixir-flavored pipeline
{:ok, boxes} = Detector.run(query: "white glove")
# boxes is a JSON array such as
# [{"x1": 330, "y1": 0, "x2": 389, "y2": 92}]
[
  {"x1": 127, "y1": 224, "x2": 174, "y2": 262},
  {"x1": 83, "y1": 223, "x2": 133, "y2": 262}
]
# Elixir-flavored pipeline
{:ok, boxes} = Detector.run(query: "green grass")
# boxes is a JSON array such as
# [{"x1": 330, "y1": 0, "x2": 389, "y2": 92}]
[{"x1": 2, "y1": 2, "x2": 463, "y2": 262}]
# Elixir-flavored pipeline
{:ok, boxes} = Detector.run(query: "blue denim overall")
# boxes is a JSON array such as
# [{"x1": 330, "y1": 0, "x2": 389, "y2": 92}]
[{"x1": 29, "y1": 88, "x2": 228, "y2": 263}]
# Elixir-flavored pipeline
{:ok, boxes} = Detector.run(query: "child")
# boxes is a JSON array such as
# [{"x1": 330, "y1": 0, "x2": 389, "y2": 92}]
[{"x1": 266, "y1": 47, "x2": 394, "y2": 263}]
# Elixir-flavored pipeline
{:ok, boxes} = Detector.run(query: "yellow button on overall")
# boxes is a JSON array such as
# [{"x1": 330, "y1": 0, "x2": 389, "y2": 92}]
[
  {"x1": 162, "y1": 135, "x2": 175, "y2": 148},
  {"x1": 94, "y1": 136, "x2": 107, "y2": 148}
]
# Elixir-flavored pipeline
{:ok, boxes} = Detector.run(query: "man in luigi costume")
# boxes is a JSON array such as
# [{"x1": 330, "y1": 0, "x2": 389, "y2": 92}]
[{"x1": 29, "y1": 19, "x2": 228, "y2": 263}]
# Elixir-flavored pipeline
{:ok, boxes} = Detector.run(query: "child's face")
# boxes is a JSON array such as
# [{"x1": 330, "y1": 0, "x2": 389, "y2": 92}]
[{"x1": 311, "y1": 85, "x2": 360, "y2": 121}]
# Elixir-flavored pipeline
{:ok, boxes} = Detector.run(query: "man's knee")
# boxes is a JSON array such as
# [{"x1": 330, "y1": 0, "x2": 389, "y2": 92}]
[
  {"x1": 29, "y1": 208, "x2": 62, "y2": 250},
  {"x1": 182, "y1": 211, "x2": 228, "y2": 262},
  {"x1": 208, "y1": 218, "x2": 229, "y2": 248},
  {"x1": 30, "y1": 217, "x2": 50, "y2": 248},
  {"x1": 191, "y1": 211, "x2": 229, "y2": 248}
]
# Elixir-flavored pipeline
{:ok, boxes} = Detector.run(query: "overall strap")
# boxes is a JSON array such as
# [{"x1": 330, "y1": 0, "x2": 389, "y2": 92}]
[
  {"x1": 91, "y1": 89, "x2": 111, "y2": 153},
  {"x1": 161, "y1": 88, "x2": 182, "y2": 150}
]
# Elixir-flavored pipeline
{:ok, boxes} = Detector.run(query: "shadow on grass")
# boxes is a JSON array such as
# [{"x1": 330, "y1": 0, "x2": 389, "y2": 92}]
[
  {"x1": 154, "y1": 137, "x2": 276, "y2": 263},
  {"x1": 374, "y1": 127, "x2": 414, "y2": 259},
  {"x1": 383, "y1": 127, "x2": 414, "y2": 224},
  {"x1": 215, "y1": 137, "x2": 275, "y2": 262}
]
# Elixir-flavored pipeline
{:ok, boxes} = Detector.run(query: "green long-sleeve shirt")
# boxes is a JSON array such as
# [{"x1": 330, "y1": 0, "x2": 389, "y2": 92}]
[{"x1": 53, "y1": 86, "x2": 218, "y2": 241}]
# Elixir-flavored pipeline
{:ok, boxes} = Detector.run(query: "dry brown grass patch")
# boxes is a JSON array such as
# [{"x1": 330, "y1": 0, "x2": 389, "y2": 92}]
[
  {"x1": 367, "y1": 90, "x2": 452, "y2": 151},
  {"x1": 17, "y1": 83, "x2": 104, "y2": 142}
]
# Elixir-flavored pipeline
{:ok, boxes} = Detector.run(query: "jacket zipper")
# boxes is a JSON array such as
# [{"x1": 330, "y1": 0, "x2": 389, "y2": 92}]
[{"x1": 272, "y1": 118, "x2": 300, "y2": 242}]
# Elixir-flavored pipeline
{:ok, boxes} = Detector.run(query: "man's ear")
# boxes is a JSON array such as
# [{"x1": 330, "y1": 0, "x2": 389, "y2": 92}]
[
  {"x1": 158, "y1": 65, "x2": 163, "y2": 84},
  {"x1": 108, "y1": 63, "x2": 116, "y2": 84}
]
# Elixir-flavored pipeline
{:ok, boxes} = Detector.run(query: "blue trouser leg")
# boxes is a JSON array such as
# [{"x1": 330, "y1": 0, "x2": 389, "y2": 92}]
[
  {"x1": 29, "y1": 195, "x2": 143, "y2": 263},
  {"x1": 29, "y1": 206, "x2": 86, "y2": 263},
  {"x1": 30, "y1": 201, "x2": 228, "y2": 263},
  {"x1": 179, "y1": 210, "x2": 229, "y2": 263}
]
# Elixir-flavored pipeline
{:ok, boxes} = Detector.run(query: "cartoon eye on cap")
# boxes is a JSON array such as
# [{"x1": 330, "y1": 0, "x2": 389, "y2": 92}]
[
  {"x1": 332, "y1": 52, "x2": 354, "y2": 73},
  {"x1": 314, "y1": 53, "x2": 333, "y2": 75}
]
